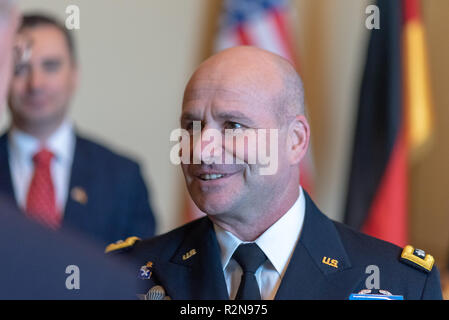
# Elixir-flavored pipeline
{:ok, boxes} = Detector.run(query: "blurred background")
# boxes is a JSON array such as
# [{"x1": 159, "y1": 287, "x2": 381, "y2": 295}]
[{"x1": 1, "y1": 0, "x2": 448, "y2": 279}]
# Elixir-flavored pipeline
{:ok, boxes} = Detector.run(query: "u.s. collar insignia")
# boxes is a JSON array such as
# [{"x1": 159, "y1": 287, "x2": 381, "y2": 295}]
[
  {"x1": 139, "y1": 261, "x2": 153, "y2": 280},
  {"x1": 182, "y1": 249, "x2": 197, "y2": 261},
  {"x1": 400, "y1": 245, "x2": 434, "y2": 272},
  {"x1": 322, "y1": 256, "x2": 338, "y2": 268}
]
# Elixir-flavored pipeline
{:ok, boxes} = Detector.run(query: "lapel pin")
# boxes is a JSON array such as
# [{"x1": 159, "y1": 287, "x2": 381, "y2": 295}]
[
  {"x1": 145, "y1": 285, "x2": 170, "y2": 300},
  {"x1": 139, "y1": 261, "x2": 153, "y2": 280},
  {"x1": 71, "y1": 186, "x2": 88, "y2": 205},
  {"x1": 182, "y1": 249, "x2": 197, "y2": 261},
  {"x1": 350, "y1": 289, "x2": 403, "y2": 300},
  {"x1": 322, "y1": 256, "x2": 339, "y2": 268}
]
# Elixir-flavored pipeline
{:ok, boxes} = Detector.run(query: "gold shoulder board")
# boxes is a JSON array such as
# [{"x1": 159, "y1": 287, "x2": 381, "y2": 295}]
[
  {"x1": 400, "y1": 245, "x2": 434, "y2": 272},
  {"x1": 105, "y1": 236, "x2": 141, "y2": 253}
]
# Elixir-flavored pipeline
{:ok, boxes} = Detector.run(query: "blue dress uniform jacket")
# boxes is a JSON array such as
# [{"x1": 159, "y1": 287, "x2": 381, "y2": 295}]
[
  {"x1": 0, "y1": 132, "x2": 156, "y2": 245},
  {"x1": 118, "y1": 193, "x2": 442, "y2": 300}
]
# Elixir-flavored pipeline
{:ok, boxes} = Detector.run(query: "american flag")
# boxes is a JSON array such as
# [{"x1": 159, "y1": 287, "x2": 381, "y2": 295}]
[{"x1": 215, "y1": 0, "x2": 296, "y2": 64}]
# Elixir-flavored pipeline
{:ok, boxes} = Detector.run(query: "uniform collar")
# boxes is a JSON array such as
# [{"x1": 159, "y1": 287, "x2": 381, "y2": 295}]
[
  {"x1": 9, "y1": 119, "x2": 75, "y2": 164},
  {"x1": 214, "y1": 187, "x2": 306, "y2": 276}
]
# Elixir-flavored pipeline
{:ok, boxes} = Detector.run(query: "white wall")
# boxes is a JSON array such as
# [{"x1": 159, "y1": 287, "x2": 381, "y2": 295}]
[{"x1": 294, "y1": 0, "x2": 371, "y2": 221}]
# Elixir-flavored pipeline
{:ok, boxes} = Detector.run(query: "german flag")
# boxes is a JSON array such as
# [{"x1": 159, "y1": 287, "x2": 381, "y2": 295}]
[{"x1": 344, "y1": 0, "x2": 433, "y2": 247}]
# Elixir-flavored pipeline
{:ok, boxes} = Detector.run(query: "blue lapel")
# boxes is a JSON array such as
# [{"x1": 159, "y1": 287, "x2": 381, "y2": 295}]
[
  {"x1": 62, "y1": 135, "x2": 94, "y2": 228},
  {"x1": 0, "y1": 133, "x2": 94, "y2": 226},
  {"x1": 275, "y1": 193, "x2": 365, "y2": 299},
  {"x1": 0, "y1": 133, "x2": 19, "y2": 208},
  {"x1": 155, "y1": 217, "x2": 229, "y2": 300}
]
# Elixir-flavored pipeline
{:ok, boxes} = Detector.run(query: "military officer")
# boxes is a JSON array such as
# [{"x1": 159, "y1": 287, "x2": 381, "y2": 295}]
[{"x1": 108, "y1": 46, "x2": 442, "y2": 300}]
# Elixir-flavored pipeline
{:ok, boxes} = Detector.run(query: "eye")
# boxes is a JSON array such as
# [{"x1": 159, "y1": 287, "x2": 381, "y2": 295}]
[
  {"x1": 224, "y1": 121, "x2": 244, "y2": 130},
  {"x1": 42, "y1": 59, "x2": 62, "y2": 73},
  {"x1": 14, "y1": 63, "x2": 29, "y2": 76}
]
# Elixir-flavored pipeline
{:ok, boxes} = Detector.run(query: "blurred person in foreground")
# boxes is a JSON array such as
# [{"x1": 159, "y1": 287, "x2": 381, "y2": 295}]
[
  {"x1": 0, "y1": 0, "x2": 17, "y2": 105},
  {"x1": 110, "y1": 46, "x2": 442, "y2": 300},
  {"x1": 0, "y1": 0, "x2": 137, "y2": 300},
  {"x1": 0, "y1": 13, "x2": 156, "y2": 245}
]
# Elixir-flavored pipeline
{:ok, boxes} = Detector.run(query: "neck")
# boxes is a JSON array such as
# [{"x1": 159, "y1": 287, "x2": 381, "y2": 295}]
[{"x1": 12, "y1": 118, "x2": 65, "y2": 142}]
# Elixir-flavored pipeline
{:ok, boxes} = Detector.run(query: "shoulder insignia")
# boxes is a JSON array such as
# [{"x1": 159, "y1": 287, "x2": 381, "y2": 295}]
[
  {"x1": 400, "y1": 245, "x2": 434, "y2": 273},
  {"x1": 139, "y1": 261, "x2": 154, "y2": 280},
  {"x1": 105, "y1": 236, "x2": 141, "y2": 253}
]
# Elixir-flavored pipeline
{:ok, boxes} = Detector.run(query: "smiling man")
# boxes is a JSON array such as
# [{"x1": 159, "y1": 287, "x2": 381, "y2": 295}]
[
  {"x1": 115, "y1": 46, "x2": 442, "y2": 300},
  {"x1": 179, "y1": 46, "x2": 308, "y2": 245},
  {"x1": 0, "y1": 2, "x2": 140, "y2": 300},
  {"x1": 0, "y1": 14, "x2": 156, "y2": 244}
]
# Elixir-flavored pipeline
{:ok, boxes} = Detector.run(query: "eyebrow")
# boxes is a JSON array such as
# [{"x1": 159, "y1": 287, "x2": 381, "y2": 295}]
[
  {"x1": 180, "y1": 110, "x2": 256, "y2": 126},
  {"x1": 180, "y1": 112, "x2": 198, "y2": 123},
  {"x1": 215, "y1": 111, "x2": 256, "y2": 126}
]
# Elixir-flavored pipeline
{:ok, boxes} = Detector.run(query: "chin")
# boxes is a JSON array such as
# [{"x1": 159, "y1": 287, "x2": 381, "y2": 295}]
[{"x1": 190, "y1": 191, "x2": 235, "y2": 216}]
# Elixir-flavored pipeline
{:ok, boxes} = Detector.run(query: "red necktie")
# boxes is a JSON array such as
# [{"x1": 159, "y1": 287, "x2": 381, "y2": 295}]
[{"x1": 25, "y1": 148, "x2": 61, "y2": 229}]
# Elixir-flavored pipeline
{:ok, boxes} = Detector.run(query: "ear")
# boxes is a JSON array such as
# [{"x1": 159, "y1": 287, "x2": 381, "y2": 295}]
[{"x1": 286, "y1": 115, "x2": 310, "y2": 165}]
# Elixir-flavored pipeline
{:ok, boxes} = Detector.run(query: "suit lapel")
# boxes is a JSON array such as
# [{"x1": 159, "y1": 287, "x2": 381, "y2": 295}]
[
  {"x1": 0, "y1": 132, "x2": 92, "y2": 227},
  {"x1": 157, "y1": 218, "x2": 229, "y2": 300},
  {"x1": 0, "y1": 133, "x2": 19, "y2": 208},
  {"x1": 63, "y1": 136, "x2": 92, "y2": 227},
  {"x1": 275, "y1": 193, "x2": 364, "y2": 299}
]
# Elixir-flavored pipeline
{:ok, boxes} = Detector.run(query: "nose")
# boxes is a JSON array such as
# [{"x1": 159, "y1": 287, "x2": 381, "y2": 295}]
[
  {"x1": 191, "y1": 124, "x2": 224, "y2": 165},
  {"x1": 27, "y1": 68, "x2": 45, "y2": 92}
]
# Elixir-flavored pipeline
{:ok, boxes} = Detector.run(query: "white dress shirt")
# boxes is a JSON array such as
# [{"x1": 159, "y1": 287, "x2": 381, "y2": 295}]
[
  {"x1": 8, "y1": 119, "x2": 76, "y2": 215},
  {"x1": 214, "y1": 187, "x2": 306, "y2": 300}
]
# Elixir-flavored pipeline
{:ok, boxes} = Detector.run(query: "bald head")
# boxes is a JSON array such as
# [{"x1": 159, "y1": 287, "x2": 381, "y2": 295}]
[
  {"x1": 180, "y1": 46, "x2": 310, "y2": 240},
  {"x1": 184, "y1": 46, "x2": 305, "y2": 127}
]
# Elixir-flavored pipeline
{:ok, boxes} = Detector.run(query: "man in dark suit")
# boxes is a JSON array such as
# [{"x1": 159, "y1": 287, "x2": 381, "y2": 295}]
[
  {"x1": 0, "y1": 3, "x2": 138, "y2": 300},
  {"x1": 0, "y1": 13, "x2": 156, "y2": 245},
  {"x1": 112, "y1": 46, "x2": 442, "y2": 300}
]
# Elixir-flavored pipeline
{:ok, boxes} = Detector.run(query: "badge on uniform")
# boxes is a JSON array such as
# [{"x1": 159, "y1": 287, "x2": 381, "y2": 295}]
[
  {"x1": 182, "y1": 249, "x2": 197, "y2": 261},
  {"x1": 400, "y1": 245, "x2": 434, "y2": 273},
  {"x1": 144, "y1": 285, "x2": 171, "y2": 300},
  {"x1": 104, "y1": 236, "x2": 141, "y2": 254},
  {"x1": 70, "y1": 186, "x2": 88, "y2": 205},
  {"x1": 349, "y1": 289, "x2": 403, "y2": 300},
  {"x1": 139, "y1": 261, "x2": 153, "y2": 280}
]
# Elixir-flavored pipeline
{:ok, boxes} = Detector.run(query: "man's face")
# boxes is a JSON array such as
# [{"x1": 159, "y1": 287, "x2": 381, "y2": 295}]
[
  {"x1": 180, "y1": 67, "x2": 291, "y2": 219},
  {"x1": 8, "y1": 25, "x2": 76, "y2": 129}
]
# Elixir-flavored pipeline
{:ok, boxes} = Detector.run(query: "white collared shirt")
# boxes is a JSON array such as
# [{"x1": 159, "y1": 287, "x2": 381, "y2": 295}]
[
  {"x1": 8, "y1": 119, "x2": 76, "y2": 214},
  {"x1": 213, "y1": 187, "x2": 306, "y2": 300}
]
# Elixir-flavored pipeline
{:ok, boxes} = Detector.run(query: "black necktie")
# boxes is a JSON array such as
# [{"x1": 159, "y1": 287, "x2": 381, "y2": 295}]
[{"x1": 232, "y1": 243, "x2": 267, "y2": 300}]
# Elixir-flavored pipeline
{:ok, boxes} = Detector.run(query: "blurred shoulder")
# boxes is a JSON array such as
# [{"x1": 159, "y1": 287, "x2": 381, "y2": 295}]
[{"x1": 75, "y1": 134, "x2": 141, "y2": 170}]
